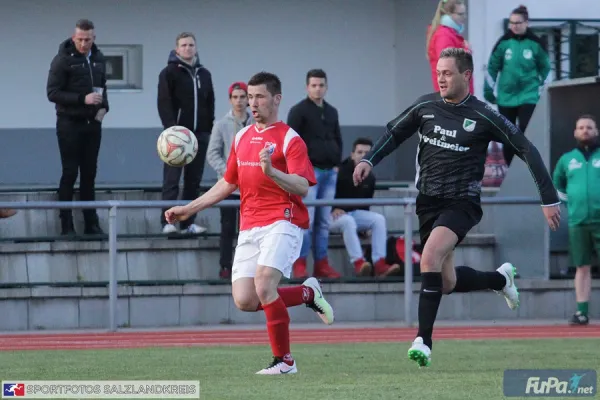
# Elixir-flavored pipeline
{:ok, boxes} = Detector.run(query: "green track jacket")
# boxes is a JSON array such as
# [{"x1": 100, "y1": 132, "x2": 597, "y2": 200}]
[
  {"x1": 552, "y1": 144, "x2": 600, "y2": 226},
  {"x1": 484, "y1": 30, "x2": 551, "y2": 108}
]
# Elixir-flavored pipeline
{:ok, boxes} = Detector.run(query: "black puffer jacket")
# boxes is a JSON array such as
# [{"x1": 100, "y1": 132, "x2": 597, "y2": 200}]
[
  {"x1": 157, "y1": 51, "x2": 215, "y2": 133},
  {"x1": 46, "y1": 39, "x2": 109, "y2": 119}
]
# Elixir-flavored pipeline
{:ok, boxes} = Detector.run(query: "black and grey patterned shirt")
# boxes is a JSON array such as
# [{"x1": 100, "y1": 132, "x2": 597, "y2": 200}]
[{"x1": 363, "y1": 92, "x2": 560, "y2": 205}]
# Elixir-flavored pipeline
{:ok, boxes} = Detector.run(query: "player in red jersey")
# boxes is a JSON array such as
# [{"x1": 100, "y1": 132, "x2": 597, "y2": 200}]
[{"x1": 165, "y1": 72, "x2": 335, "y2": 375}]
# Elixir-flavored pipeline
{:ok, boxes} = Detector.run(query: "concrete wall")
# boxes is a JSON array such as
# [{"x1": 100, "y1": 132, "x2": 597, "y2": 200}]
[
  {"x1": 0, "y1": 234, "x2": 495, "y2": 285},
  {"x1": 0, "y1": 0, "x2": 445, "y2": 184},
  {"x1": 1, "y1": 280, "x2": 597, "y2": 331}
]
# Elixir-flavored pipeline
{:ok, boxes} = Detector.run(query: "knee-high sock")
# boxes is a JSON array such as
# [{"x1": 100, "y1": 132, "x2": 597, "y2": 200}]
[
  {"x1": 452, "y1": 266, "x2": 506, "y2": 293},
  {"x1": 416, "y1": 272, "x2": 443, "y2": 349},
  {"x1": 256, "y1": 286, "x2": 314, "y2": 310},
  {"x1": 262, "y1": 296, "x2": 293, "y2": 364}
]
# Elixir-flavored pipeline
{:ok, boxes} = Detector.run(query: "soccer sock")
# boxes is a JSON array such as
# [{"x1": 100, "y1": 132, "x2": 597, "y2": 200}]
[
  {"x1": 416, "y1": 272, "x2": 443, "y2": 349},
  {"x1": 452, "y1": 266, "x2": 506, "y2": 293},
  {"x1": 262, "y1": 296, "x2": 293, "y2": 365},
  {"x1": 256, "y1": 286, "x2": 314, "y2": 310},
  {"x1": 577, "y1": 302, "x2": 589, "y2": 316}
]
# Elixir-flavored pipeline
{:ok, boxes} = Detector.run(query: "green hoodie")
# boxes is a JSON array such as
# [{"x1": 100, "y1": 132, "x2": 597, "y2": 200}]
[
  {"x1": 484, "y1": 29, "x2": 551, "y2": 108},
  {"x1": 552, "y1": 143, "x2": 600, "y2": 226}
]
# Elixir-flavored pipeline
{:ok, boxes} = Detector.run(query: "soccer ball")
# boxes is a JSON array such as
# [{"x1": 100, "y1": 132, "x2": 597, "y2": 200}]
[{"x1": 157, "y1": 126, "x2": 198, "y2": 167}]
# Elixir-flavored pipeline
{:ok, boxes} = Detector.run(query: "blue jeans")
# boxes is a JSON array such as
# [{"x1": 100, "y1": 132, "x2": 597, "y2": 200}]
[{"x1": 300, "y1": 168, "x2": 337, "y2": 261}]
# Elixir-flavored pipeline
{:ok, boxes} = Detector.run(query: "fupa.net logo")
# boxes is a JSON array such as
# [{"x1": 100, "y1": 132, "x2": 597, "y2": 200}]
[{"x1": 525, "y1": 373, "x2": 594, "y2": 396}]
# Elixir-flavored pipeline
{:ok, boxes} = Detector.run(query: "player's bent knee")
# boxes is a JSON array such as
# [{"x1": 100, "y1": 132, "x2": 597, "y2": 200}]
[
  {"x1": 232, "y1": 279, "x2": 260, "y2": 312},
  {"x1": 254, "y1": 266, "x2": 282, "y2": 305},
  {"x1": 441, "y1": 275, "x2": 456, "y2": 294}
]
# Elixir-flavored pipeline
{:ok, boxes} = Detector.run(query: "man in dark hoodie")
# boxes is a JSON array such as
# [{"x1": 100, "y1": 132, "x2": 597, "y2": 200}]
[
  {"x1": 46, "y1": 19, "x2": 109, "y2": 236},
  {"x1": 287, "y1": 69, "x2": 342, "y2": 279},
  {"x1": 329, "y1": 138, "x2": 401, "y2": 277},
  {"x1": 157, "y1": 32, "x2": 215, "y2": 234}
]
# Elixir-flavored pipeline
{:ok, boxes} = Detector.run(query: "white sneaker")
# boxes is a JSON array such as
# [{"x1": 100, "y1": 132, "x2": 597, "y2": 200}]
[
  {"x1": 162, "y1": 224, "x2": 177, "y2": 234},
  {"x1": 407, "y1": 337, "x2": 431, "y2": 367},
  {"x1": 181, "y1": 224, "x2": 207, "y2": 234},
  {"x1": 255, "y1": 358, "x2": 297, "y2": 375},
  {"x1": 495, "y1": 262, "x2": 519, "y2": 310},
  {"x1": 302, "y1": 277, "x2": 334, "y2": 325}
]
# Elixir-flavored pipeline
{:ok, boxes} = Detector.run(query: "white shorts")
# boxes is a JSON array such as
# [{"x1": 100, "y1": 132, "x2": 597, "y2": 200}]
[{"x1": 231, "y1": 220, "x2": 303, "y2": 283}]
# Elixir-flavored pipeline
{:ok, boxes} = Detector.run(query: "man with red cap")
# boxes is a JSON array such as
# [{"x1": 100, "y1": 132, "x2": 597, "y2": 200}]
[{"x1": 206, "y1": 81, "x2": 254, "y2": 278}]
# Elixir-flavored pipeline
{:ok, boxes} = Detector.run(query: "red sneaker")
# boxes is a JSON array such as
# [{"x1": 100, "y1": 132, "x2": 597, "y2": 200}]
[
  {"x1": 313, "y1": 258, "x2": 341, "y2": 278},
  {"x1": 293, "y1": 258, "x2": 308, "y2": 279},
  {"x1": 353, "y1": 258, "x2": 372, "y2": 276},
  {"x1": 373, "y1": 258, "x2": 401, "y2": 277}
]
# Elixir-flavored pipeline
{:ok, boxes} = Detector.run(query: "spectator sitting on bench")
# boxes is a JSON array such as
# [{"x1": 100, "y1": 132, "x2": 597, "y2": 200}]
[{"x1": 329, "y1": 138, "x2": 401, "y2": 277}]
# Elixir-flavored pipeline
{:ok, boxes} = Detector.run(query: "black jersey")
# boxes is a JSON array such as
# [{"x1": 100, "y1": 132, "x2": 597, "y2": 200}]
[{"x1": 363, "y1": 92, "x2": 560, "y2": 206}]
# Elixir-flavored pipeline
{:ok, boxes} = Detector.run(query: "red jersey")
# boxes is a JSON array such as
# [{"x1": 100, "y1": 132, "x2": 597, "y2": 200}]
[{"x1": 223, "y1": 121, "x2": 317, "y2": 231}]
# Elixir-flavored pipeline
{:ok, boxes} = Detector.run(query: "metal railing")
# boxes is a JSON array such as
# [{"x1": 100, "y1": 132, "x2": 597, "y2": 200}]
[{"x1": 0, "y1": 196, "x2": 541, "y2": 331}]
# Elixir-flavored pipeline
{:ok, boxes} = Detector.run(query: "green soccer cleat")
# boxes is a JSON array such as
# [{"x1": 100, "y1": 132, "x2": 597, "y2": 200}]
[
  {"x1": 408, "y1": 337, "x2": 431, "y2": 367},
  {"x1": 495, "y1": 262, "x2": 520, "y2": 310},
  {"x1": 302, "y1": 277, "x2": 334, "y2": 325}
]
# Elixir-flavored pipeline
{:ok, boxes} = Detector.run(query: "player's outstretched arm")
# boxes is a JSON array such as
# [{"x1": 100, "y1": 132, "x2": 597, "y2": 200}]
[
  {"x1": 480, "y1": 107, "x2": 561, "y2": 230},
  {"x1": 187, "y1": 179, "x2": 238, "y2": 214},
  {"x1": 164, "y1": 179, "x2": 237, "y2": 224},
  {"x1": 361, "y1": 96, "x2": 428, "y2": 168},
  {"x1": 354, "y1": 96, "x2": 430, "y2": 185}
]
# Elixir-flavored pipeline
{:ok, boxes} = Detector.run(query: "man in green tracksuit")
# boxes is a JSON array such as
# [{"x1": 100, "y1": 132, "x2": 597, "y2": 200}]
[
  {"x1": 484, "y1": 6, "x2": 551, "y2": 166},
  {"x1": 553, "y1": 114, "x2": 599, "y2": 325}
]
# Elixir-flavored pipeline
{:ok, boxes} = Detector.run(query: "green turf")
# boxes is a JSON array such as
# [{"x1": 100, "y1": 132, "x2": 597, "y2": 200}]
[{"x1": 1, "y1": 339, "x2": 598, "y2": 399}]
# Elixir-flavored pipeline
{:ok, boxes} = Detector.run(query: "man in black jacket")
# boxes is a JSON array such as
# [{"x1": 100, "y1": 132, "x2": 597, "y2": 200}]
[
  {"x1": 330, "y1": 138, "x2": 400, "y2": 277},
  {"x1": 287, "y1": 69, "x2": 342, "y2": 279},
  {"x1": 46, "y1": 19, "x2": 109, "y2": 235},
  {"x1": 157, "y1": 32, "x2": 214, "y2": 234}
]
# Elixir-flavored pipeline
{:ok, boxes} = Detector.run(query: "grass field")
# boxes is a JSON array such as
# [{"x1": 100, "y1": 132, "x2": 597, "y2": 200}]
[{"x1": 1, "y1": 326, "x2": 598, "y2": 399}]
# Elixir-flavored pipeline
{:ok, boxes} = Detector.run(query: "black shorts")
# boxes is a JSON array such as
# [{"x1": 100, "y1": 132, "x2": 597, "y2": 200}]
[{"x1": 416, "y1": 193, "x2": 483, "y2": 247}]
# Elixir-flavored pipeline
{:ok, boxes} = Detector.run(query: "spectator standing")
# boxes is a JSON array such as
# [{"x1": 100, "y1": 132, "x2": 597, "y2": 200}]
[
  {"x1": 206, "y1": 82, "x2": 254, "y2": 279},
  {"x1": 287, "y1": 69, "x2": 342, "y2": 279},
  {"x1": 552, "y1": 115, "x2": 599, "y2": 326},
  {"x1": 46, "y1": 19, "x2": 108, "y2": 236},
  {"x1": 330, "y1": 138, "x2": 401, "y2": 277},
  {"x1": 157, "y1": 32, "x2": 215, "y2": 234},
  {"x1": 484, "y1": 5, "x2": 550, "y2": 166},
  {"x1": 426, "y1": 0, "x2": 473, "y2": 94}
]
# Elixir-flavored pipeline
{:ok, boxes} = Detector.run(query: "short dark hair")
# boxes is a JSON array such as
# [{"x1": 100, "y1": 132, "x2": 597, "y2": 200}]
[
  {"x1": 176, "y1": 32, "x2": 196, "y2": 46},
  {"x1": 306, "y1": 69, "x2": 327, "y2": 85},
  {"x1": 248, "y1": 72, "x2": 282, "y2": 96},
  {"x1": 75, "y1": 19, "x2": 94, "y2": 31},
  {"x1": 439, "y1": 48, "x2": 473, "y2": 74},
  {"x1": 577, "y1": 114, "x2": 597, "y2": 124},
  {"x1": 353, "y1": 137, "x2": 373, "y2": 151}
]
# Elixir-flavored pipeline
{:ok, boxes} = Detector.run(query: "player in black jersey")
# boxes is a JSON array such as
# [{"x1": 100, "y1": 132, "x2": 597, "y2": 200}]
[{"x1": 353, "y1": 48, "x2": 561, "y2": 368}]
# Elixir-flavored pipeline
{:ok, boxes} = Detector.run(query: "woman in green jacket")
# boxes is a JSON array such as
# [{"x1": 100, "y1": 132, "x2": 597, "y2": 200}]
[{"x1": 484, "y1": 5, "x2": 551, "y2": 166}]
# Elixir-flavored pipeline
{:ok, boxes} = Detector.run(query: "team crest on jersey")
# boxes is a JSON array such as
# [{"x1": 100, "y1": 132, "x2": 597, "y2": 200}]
[
  {"x1": 463, "y1": 118, "x2": 476, "y2": 132},
  {"x1": 264, "y1": 141, "x2": 276, "y2": 155},
  {"x1": 284, "y1": 208, "x2": 291, "y2": 218}
]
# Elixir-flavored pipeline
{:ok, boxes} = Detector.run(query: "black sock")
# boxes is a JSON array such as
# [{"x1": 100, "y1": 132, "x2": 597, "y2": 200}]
[
  {"x1": 416, "y1": 272, "x2": 443, "y2": 349},
  {"x1": 452, "y1": 266, "x2": 506, "y2": 293}
]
